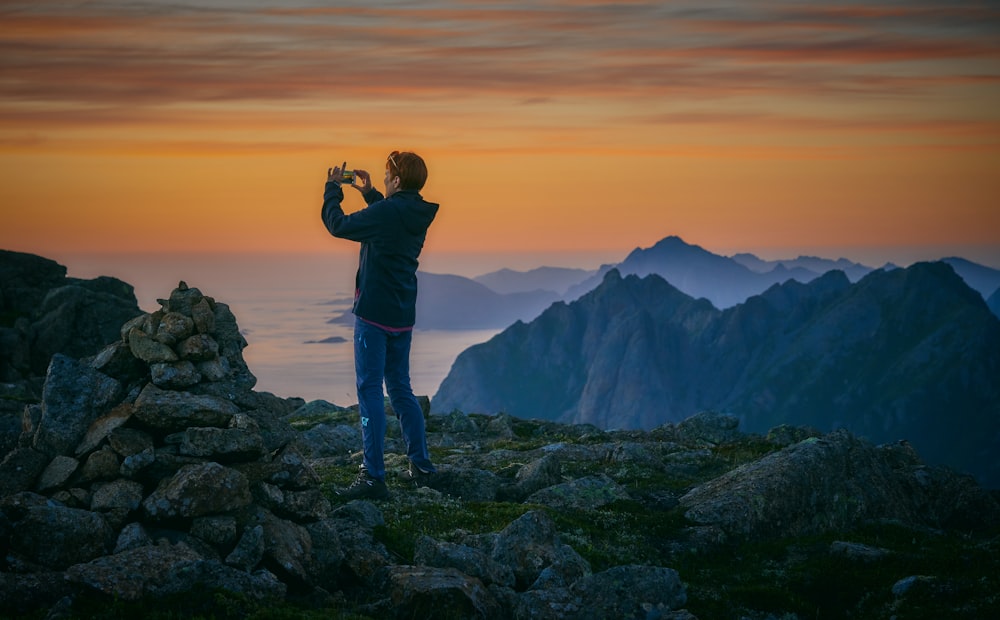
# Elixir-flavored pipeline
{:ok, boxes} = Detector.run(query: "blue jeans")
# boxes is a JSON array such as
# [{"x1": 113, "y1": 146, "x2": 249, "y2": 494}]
[{"x1": 354, "y1": 317, "x2": 435, "y2": 480}]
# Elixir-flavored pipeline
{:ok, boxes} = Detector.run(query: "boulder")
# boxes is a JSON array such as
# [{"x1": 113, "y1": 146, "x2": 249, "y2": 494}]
[
  {"x1": 0, "y1": 447, "x2": 50, "y2": 496},
  {"x1": 133, "y1": 384, "x2": 238, "y2": 431},
  {"x1": 142, "y1": 462, "x2": 251, "y2": 521},
  {"x1": 65, "y1": 542, "x2": 284, "y2": 602},
  {"x1": 10, "y1": 505, "x2": 113, "y2": 569},
  {"x1": 483, "y1": 510, "x2": 590, "y2": 592},
  {"x1": 33, "y1": 354, "x2": 122, "y2": 457},
  {"x1": 414, "y1": 535, "x2": 514, "y2": 588},
  {"x1": 30, "y1": 280, "x2": 142, "y2": 375},
  {"x1": 524, "y1": 474, "x2": 630, "y2": 511},
  {"x1": 377, "y1": 565, "x2": 501, "y2": 620},
  {"x1": 679, "y1": 431, "x2": 1000, "y2": 540},
  {"x1": 570, "y1": 564, "x2": 687, "y2": 617}
]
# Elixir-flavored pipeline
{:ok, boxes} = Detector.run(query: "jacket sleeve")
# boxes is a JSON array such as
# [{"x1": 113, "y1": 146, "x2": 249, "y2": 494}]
[{"x1": 321, "y1": 181, "x2": 385, "y2": 242}]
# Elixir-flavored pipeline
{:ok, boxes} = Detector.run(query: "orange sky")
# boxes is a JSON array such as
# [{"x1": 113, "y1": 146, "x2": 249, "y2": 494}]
[{"x1": 2, "y1": 1, "x2": 999, "y2": 267}]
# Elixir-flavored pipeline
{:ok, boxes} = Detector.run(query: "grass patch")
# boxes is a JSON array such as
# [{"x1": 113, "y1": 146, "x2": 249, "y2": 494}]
[
  {"x1": 674, "y1": 522, "x2": 1000, "y2": 619},
  {"x1": 375, "y1": 499, "x2": 533, "y2": 563},
  {"x1": 14, "y1": 587, "x2": 373, "y2": 620}
]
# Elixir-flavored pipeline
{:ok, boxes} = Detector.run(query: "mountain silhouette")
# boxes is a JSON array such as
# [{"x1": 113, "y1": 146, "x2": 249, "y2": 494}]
[
  {"x1": 433, "y1": 261, "x2": 1000, "y2": 487},
  {"x1": 378, "y1": 236, "x2": 999, "y2": 332},
  {"x1": 563, "y1": 236, "x2": 829, "y2": 308},
  {"x1": 473, "y1": 266, "x2": 594, "y2": 296},
  {"x1": 326, "y1": 271, "x2": 558, "y2": 330}
]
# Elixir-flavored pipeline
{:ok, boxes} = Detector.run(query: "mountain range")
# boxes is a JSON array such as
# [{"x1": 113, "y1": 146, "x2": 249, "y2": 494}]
[
  {"x1": 332, "y1": 235, "x2": 999, "y2": 330},
  {"x1": 432, "y1": 261, "x2": 1000, "y2": 487}
]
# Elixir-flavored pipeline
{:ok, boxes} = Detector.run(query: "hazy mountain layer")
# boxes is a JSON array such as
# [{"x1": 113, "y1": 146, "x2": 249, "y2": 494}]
[{"x1": 433, "y1": 262, "x2": 1000, "y2": 486}]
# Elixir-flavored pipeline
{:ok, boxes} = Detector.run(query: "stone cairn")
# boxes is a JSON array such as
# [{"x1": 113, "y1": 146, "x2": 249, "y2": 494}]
[{"x1": 0, "y1": 282, "x2": 348, "y2": 612}]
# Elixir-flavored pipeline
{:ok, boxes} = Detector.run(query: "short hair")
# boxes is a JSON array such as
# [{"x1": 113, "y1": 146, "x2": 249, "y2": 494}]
[{"x1": 387, "y1": 151, "x2": 428, "y2": 191}]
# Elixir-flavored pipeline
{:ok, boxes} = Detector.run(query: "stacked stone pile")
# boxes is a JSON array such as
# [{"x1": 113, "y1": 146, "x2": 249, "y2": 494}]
[{"x1": 0, "y1": 282, "x2": 348, "y2": 612}]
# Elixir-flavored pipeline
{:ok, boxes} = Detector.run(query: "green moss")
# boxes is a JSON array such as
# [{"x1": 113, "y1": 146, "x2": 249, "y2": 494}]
[
  {"x1": 375, "y1": 499, "x2": 534, "y2": 562},
  {"x1": 673, "y1": 522, "x2": 1000, "y2": 619},
  {"x1": 24, "y1": 587, "x2": 374, "y2": 620},
  {"x1": 547, "y1": 500, "x2": 691, "y2": 572},
  {"x1": 286, "y1": 408, "x2": 356, "y2": 431}
]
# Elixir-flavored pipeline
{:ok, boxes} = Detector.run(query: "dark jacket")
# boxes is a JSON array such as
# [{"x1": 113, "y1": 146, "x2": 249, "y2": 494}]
[{"x1": 322, "y1": 182, "x2": 439, "y2": 328}]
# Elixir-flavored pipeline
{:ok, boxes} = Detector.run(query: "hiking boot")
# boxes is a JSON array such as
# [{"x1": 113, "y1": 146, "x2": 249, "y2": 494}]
[
  {"x1": 337, "y1": 467, "x2": 389, "y2": 500},
  {"x1": 399, "y1": 462, "x2": 435, "y2": 487}
]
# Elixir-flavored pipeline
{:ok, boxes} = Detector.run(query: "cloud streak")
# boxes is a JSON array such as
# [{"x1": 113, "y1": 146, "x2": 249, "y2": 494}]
[{"x1": 2, "y1": 1, "x2": 997, "y2": 108}]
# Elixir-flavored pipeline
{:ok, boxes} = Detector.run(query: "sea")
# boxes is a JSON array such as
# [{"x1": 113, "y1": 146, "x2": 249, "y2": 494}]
[{"x1": 58, "y1": 250, "x2": 620, "y2": 407}]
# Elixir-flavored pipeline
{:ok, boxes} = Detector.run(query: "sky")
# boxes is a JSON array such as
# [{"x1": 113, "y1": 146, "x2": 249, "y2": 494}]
[{"x1": 2, "y1": 0, "x2": 1000, "y2": 270}]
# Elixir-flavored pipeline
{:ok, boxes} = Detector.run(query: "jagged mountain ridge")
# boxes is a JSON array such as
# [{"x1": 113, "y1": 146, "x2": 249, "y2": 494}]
[
  {"x1": 432, "y1": 261, "x2": 1000, "y2": 487},
  {"x1": 561, "y1": 236, "x2": 829, "y2": 308},
  {"x1": 730, "y1": 252, "x2": 875, "y2": 282},
  {"x1": 324, "y1": 236, "x2": 1000, "y2": 330}
]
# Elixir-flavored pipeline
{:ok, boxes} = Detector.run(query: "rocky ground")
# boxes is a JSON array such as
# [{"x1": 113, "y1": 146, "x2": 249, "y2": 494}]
[{"x1": 1, "y1": 276, "x2": 998, "y2": 619}]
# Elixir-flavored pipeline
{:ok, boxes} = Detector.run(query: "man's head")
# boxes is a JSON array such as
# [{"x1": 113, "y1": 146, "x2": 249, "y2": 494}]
[{"x1": 384, "y1": 151, "x2": 427, "y2": 196}]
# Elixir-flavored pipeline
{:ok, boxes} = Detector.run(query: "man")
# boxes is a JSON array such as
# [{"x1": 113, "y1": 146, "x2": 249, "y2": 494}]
[{"x1": 321, "y1": 151, "x2": 439, "y2": 500}]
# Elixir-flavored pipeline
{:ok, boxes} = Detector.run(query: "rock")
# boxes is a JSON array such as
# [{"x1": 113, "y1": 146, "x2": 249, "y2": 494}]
[
  {"x1": 35, "y1": 455, "x2": 79, "y2": 492},
  {"x1": 90, "y1": 478, "x2": 144, "y2": 513},
  {"x1": 524, "y1": 474, "x2": 630, "y2": 511},
  {"x1": 377, "y1": 565, "x2": 500, "y2": 620},
  {"x1": 891, "y1": 574, "x2": 938, "y2": 598},
  {"x1": 133, "y1": 383, "x2": 238, "y2": 431},
  {"x1": 485, "y1": 510, "x2": 590, "y2": 591},
  {"x1": 127, "y1": 328, "x2": 179, "y2": 364},
  {"x1": 500, "y1": 453, "x2": 562, "y2": 501},
  {"x1": 0, "y1": 446, "x2": 50, "y2": 496},
  {"x1": 177, "y1": 333, "x2": 219, "y2": 362},
  {"x1": 679, "y1": 430, "x2": 1000, "y2": 540},
  {"x1": 142, "y1": 462, "x2": 251, "y2": 521},
  {"x1": 87, "y1": 341, "x2": 146, "y2": 385},
  {"x1": 114, "y1": 521, "x2": 153, "y2": 553},
  {"x1": 676, "y1": 410, "x2": 741, "y2": 444},
  {"x1": 209, "y1": 301, "x2": 256, "y2": 391},
  {"x1": 0, "y1": 250, "x2": 67, "y2": 317},
  {"x1": 273, "y1": 487, "x2": 331, "y2": 522},
  {"x1": 177, "y1": 426, "x2": 264, "y2": 461},
  {"x1": 195, "y1": 357, "x2": 230, "y2": 382},
  {"x1": 190, "y1": 297, "x2": 216, "y2": 334},
  {"x1": 226, "y1": 524, "x2": 265, "y2": 572},
  {"x1": 414, "y1": 535, "x2": 514, "y2": 588},
  {"x1": 829, "y1": 540, "x2": 890, "y2": 562},
  {"x1": 33, "y1": 354, "x2": 122, "y2": 457},
  {"x1": 67, "y1": 542, "x2": 286, "y2": 602},
  {"x1": 78, "y1": 446, "x2": 121, "y2": 483},
  {"x1": 163, "y1": 282, "x2": 203, "y2": 316},
  {"x1": 0, "y1": 571, "x2": 75, "y2": 617},
  {"x1": 570, "y1": 564, "x2": 687, "y2": 618},
  {"x1": 75, "y1": 403, "x2": 134, "y2": 457},
  {"x1": 30, "y1": 279, "x2": 141, "y2": 376},
  {"x1": 10, "y1": 505, "x2": 113, "y2": 569},
  {"x1": 259, "y1": 509, "x2": 313, "y2": 586},
  {"x1": 154, "y1": 312, "x2": 195, "y2": 346},
  {"x1": 299, "y1": 423, "x2": 361, "y2": 458},
  {"x1": 65, "y1": 543, "x2": 202, "y2": 601},
  {"x1": 429, "y1": 465, "x2": 500, "y2": 501},
  {"x1": 191, "y1": 515, "x2": 238, "y2": 548},
  {"x1": 108, "y1": 426, "x2": 154, "y2": 457},
  {"x1": 304, "y1": 518, "x2": 346, "y2": 584},
  {"x1": 150, "y1": 360, "x2": 202, "y2": 389}
]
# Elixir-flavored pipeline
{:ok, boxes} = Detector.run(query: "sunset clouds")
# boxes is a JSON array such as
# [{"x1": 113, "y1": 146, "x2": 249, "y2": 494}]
[{"x1": 2, "y1": 1, "x2": 998, "y2": 262}]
